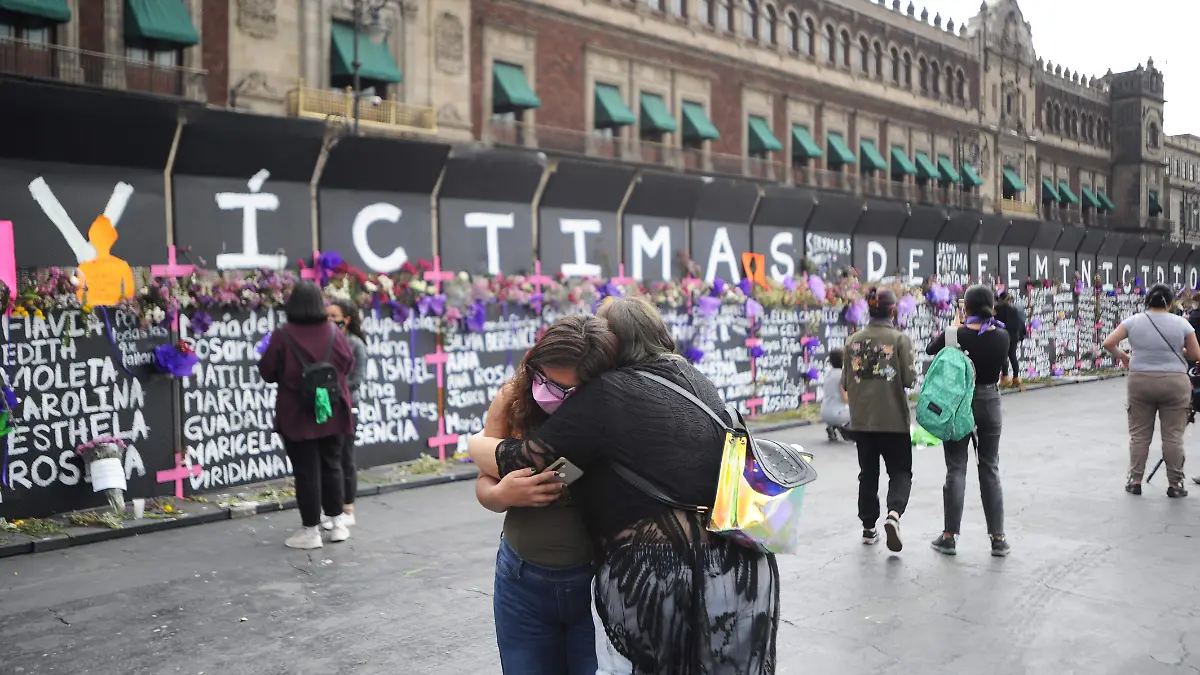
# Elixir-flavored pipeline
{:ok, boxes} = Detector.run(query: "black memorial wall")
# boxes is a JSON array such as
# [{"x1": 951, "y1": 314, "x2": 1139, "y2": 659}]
[{"x1": 2, "y1": 86, "x2": 1194, "y2": 518}]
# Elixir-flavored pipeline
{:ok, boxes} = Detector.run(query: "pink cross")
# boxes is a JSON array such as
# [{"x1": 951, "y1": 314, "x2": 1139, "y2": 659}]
[
  {"x1": 801, "y1": 392, "x2": 816, "y2": 403},
  {"x1": 156, "y1": 453, "x2": 202, "y2": 499},
  {"x1": 424, "y1": 255, "x2": 455, "y2": 294},
  {"x1": 682, "y1": 277, "x2": 702, "y2": 290},
  {"x1": 745, "y1": 336, "x2": 761, "y2": 380},
  {"x1": 427, "y1": 417, "x2": 459, "y2": 461},
  {"x1": 150, "y1": 245, "x2": 196, "y2": 279},
  {"x1": 527, "y1": 260, "x2": 553, "y2": 294},
  {"x1": 424, "y1": 342, "x2": 449, "y2": 388},
  {"x1": 744, "y1": 397, "x2": 763, "y2": 417},
  {"x1": 610, "y1": 263, "x2": 636, "y2": 287},
  {"x1": 300, "y1": 250, "x2": 323, "y2": 281}
]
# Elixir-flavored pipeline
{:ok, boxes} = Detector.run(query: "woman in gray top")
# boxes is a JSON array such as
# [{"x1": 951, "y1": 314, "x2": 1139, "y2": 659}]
[
  {"x1": 1103, "y1": 284, "x2": 1200, "y2": 497},
  {"x1": 326, "y1": 300, "x2": 368, "y2": 524}
]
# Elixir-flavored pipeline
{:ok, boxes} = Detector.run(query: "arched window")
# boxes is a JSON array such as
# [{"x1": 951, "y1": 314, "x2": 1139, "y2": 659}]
[
  {"x1": 821, "y1": 24, "x2": 834, "y2": 63},
  {"x1": 840, "y1": 29, "x2": 851, "y2": 67},
  {"x1": 889, "y1": 47, "x2": 899, "y2": 82},
  {"x1": 1149, "y1": 122, "x2": 1161, "y2": 148},
  {"x1": 930, "y1": 59, "x2": 940, "y2": 96},
  {"x1": 670, "y1": 0, "x2": 685, "y2": 17},
  {"x1": 1043, "y1": 101, "x2": 1053, "y2": 130},
  {"x1": 902, "y1": 52, "x2": 912, "y2": 88},
  {"x1": 764, "y1": 4, "x2": 777, "y2": 45},
  {"x1": 742, "y1": 0, "x2": 759, "y2": 39},
  {"x1": 918, "y1": 57, "x2": 928, "y2": 93},
  {"x1": 718, "y1": 0, "x2": 733, "y2": 31},
  {"x1": 1053, "y1": 104, "x2": 1061, "y2": 132},
  {"x1": 944, "y1": 64, "x2": 954, "y2": 96},
  {"x1": 1087, "y1": 115, "x2": 1095, "y2": 142},
  {"x1": 858, "y1": 36, "x2": 869, "y2": 73},
  {"x1": 955, "y1": 69, "x2": 965, "y2": 102},
  {"x1": 873, "y1": 42, "x2": 883, "y2": 78},
  {"x1": 786, "y1": 11, "x2": 799, "y2": 51},
  {"x1": 802, "y1": 17, "x2": 814, "y2": 55},
  {"x1": 700, "y1": 0, "x2": 714, "y2": 25}
]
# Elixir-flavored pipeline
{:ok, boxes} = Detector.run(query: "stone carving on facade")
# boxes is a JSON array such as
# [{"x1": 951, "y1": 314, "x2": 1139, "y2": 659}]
[
  {"x1": 231, "y1": 72, "x2": 282, "y2": 107},
  {"x1": 435, "y1": 13, "x2": 466, "y2": 75},
  {"x1": 437, "y1": 104, "x2": 469, "y2": 128},
  {"x1": 237, "y1": 0, "x2": 278, "y2": 39}
]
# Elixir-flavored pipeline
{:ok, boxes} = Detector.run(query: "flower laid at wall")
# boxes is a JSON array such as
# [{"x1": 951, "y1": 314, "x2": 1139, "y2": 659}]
[
  {"x1": 74, "y1": 437, "x2": 127, "y2": 518},
  {"x1": 154, "y1": 341, "x2": 200, "y2": 378}
]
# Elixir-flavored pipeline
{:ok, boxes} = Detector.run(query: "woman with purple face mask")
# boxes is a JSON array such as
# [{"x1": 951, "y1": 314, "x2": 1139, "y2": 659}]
[{"x1": 474, "y1": 314, "x2": 619, "y2": 675}]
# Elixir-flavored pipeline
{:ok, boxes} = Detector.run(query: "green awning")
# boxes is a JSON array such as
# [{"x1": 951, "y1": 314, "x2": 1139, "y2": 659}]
[
  {"x1": 493, "y1": 61, "x2": 541, "y2": 113},
  {"x1": 890, "y1": 147, "x2": 917, "y2": 177},
  {"x1": 1080, "y1": 187, "x2": 1102, "y2": 209},
  {"x1": 914, "y1": 152, "x2": 939, "y2": 181},
  {"x1": 1149, "y1": 190, "x2": 1163, "y2": 216},
  {"x1": 594, "y1": 84, "x2": 635, "y2": 128},
  {"x1": 681, "y1": 101, "x2": 720, "y2": 141},
  {"x1": 1041, "y1": 178, "x2": 1061, "y2": 204},
  {"x1": 124, "y1": 0, "x2": 199, "y2": 46},
  {"x1": 330, "y1": 21, "x2": 403, "y2": 83},
  {"x1": 826, "y1": 132, "x2": 856, "y2": 166},
  {"x1": 0, "y1": 0, "x2": 70, "y2": 22},
  {"x1": 791, "y1": 125, "x2": 823, "y2": 159},
  {"x1": 747, "y1": 116, "x2": 782, "y2": 153},
  {"x1": 859, "y1": 140, "x2": 888, "y2": 173},
  {"x1": 936, "y1": 155, "x2": 960, "y2": 184},
  {"x1": 960, "y1": 162, "x2": 984, "y2": 187},
  {"x1": 639, "y1": 93, "x2": 677, "y2": 133},
  {"x1": 1097, "y1": 190, "x2": 1117, "y2": 212},
  {"x1": 1057, "y1": 180, "x2": 1079, "y2": 205},
  {"x1": 1003, "y1": 167, "x2": 1027, "y2": 193}
]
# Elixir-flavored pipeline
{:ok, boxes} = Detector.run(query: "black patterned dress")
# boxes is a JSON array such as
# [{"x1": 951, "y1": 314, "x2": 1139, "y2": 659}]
[{"x1": 495, "y1": 356, "x2": 780, "y2": 675}]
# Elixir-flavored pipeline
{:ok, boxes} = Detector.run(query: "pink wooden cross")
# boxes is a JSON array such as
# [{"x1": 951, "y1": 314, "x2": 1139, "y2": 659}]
[
  {"x1": 0, "y1": 222, "x2": 14, "y2": 316},
  {"x1": 156, "y1": 453, "x2": 202, "y2": 499},
  {"x1": 427, "y1": 417, "x2": 459, "y2": 461},
  {"x1": 424, "y1": 255, "x2": 455, "y2": 294},
  {"x1": 151, "y1": 245, "x2": 197, "y2": 329},
  {"x1": 150, "y1": 245, "x2": 196, "y2": 279},
  {"x1": 527, "y1": 260, "x2": 553, "y2": 294},
  {"x1": 424, "y1": 342, "x2": 449, "y2": 388},
  {"x1": 300, "y1": 250, "x2": 323, "y2": 281},
  {"x1": 744, "y1": 323, "x2": 763, "y2": 417},
  {"x1": 610, "y1": 263, "x2": 636, "y2": 287},
  {"x1": 744, "y1": 397, "x2": 763, "y2": 417}
]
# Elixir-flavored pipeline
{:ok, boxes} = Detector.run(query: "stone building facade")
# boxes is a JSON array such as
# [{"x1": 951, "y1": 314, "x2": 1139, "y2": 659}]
[
  {"x1": 0, "y1": 0, "x2": 228, "y2": 104},
  {"x1": 1165, "y1": 134, "x2": 1200, "y2": 244},
  {"x1": 456, "y1": 0, "x2": 1175, "y2": 234}
]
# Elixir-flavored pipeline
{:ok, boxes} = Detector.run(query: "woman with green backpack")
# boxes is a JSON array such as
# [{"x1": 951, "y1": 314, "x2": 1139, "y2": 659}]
[{"x1": 924, "y1": 285, "x2": 1012, "y2": 558}]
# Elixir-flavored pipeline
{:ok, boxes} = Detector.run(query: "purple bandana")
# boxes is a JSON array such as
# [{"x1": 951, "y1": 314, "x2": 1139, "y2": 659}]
[{"x1": 965, "y1": 316, "x2": 1006, "y2": 335}]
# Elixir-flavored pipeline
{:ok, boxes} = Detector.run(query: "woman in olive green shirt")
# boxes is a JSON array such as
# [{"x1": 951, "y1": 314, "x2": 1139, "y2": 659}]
[{"x1": 474, "y1": 314, "x2": 618, "y2": 674}]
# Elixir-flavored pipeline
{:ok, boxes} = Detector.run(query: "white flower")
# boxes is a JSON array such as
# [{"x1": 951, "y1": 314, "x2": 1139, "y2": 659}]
[
  {"x1": 377, "y1": 276, "x2": 394, "y2": 290},
  {"x1": 410, "y1": 280, "x2": 428, "y2": 294},
  {"x1": 364, "y1": 281, "x2": 378, "y2": 293},
  {"x1": 148, "y1": 307, "x2": 166, "y2": 324},
  {"x1": 457, "y1": 271, "x2": 470, "y2": 282}
]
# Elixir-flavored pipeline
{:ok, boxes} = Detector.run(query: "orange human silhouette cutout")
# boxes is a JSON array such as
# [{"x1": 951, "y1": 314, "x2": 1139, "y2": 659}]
[{"x1": 77, "y1": 215, "x2": 135, "y2": 306}]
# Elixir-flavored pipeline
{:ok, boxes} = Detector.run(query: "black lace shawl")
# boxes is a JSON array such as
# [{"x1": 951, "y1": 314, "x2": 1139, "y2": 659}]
[{"x1": 495, "y1": 356, "x2": 779, "y2": 674}]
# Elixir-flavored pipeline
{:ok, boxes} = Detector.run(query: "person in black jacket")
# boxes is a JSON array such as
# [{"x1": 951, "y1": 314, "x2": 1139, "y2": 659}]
[{"x1": 994, "y1": 290, "x2": 1027, "y2": 388}]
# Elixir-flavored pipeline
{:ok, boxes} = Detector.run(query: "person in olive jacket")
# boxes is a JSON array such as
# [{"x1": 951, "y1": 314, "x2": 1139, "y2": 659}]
[
  {"x1": 842, "y1": 287, "x2": 917, "y2": 553},
  {"x1": 258, "y1": 280, "x2": 356, "y2": 550}
]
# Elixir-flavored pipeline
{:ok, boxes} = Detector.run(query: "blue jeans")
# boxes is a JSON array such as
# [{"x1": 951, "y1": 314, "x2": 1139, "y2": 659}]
[{"x1": 494, "y1": 537, "x2": 597, "y2": 675}]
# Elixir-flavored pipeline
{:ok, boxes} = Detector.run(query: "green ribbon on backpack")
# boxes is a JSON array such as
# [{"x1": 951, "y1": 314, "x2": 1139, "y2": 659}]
[
  {"x1": 911, "y1": 424, "x2": 939, "y2": 448},
  {"x1": 314, "y1": 388, "x2": 332, "y2": 424}
]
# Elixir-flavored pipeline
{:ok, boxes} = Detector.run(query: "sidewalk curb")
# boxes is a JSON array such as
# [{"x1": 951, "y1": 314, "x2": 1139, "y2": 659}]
[{"x1": 5, "y1": 375, "x2": 1124, "y2": 559}]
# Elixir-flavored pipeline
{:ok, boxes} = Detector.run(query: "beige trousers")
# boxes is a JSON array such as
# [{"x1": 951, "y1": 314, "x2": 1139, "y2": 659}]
[{"x1": 1127, "y1": 371, "x2": 1191, "y2": 484}]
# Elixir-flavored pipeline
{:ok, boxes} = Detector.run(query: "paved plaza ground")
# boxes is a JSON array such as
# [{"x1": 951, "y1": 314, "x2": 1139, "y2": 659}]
[{"x1": 2, "y1": 378, "x2": 1200, "y2": 675}]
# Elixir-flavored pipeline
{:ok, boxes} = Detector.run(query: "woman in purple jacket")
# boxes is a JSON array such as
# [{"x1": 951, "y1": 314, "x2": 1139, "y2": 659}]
[{"x1": 258, "y1": 280, "x2": 356, "y2": 550}]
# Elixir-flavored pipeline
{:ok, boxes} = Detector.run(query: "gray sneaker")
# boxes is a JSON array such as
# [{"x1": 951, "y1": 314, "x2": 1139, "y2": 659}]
[{"x1": 931, "y1": 534, "x2": 957, "y2": 555}]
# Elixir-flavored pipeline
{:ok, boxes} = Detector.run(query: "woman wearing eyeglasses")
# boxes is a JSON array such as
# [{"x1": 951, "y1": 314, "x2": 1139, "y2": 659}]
[{"x1": 474, "y1": 314, "x2": 619, "y2": 675}]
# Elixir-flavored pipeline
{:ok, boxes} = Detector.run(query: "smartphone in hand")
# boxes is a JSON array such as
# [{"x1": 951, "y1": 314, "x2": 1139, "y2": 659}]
[{"x1": 539, "y1": 457, "x2": 585, "y2": 486}]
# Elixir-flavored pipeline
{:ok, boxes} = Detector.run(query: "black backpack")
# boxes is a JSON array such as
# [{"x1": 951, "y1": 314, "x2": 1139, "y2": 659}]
[{"x1": 278, "y1": 325, "x2": 342, "y2": 417}]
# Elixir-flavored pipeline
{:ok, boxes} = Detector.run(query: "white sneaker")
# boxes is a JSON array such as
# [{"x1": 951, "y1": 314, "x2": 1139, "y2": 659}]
[
  {"x1": 329, "y1": 515, "x2": 351, "y2": 543},
  {"x1": 321, "y1": 512, "x2": 355, "y2": 530},
  {"x1": 285, "y1": 526, "x2": 323, "y2": 550}
]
